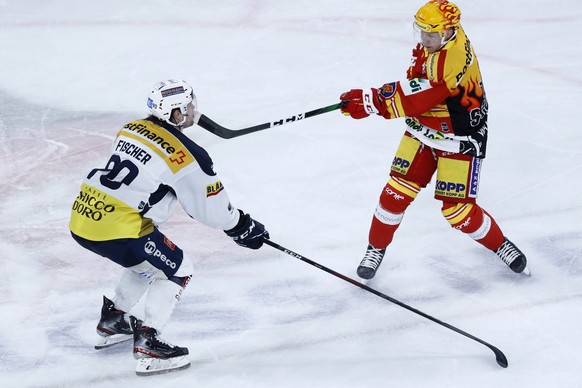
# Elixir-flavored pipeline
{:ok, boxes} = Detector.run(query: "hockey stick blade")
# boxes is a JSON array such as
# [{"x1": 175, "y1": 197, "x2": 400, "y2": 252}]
[
  {"x1": 263, "y1": 239, "x2": 508, "y2": 368},
  {"x1": 197, "y1": 101, "x2": 347, "y2": 139}
]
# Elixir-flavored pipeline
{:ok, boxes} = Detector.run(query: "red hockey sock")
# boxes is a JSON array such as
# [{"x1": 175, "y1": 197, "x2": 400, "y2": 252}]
[
  {"x1": 441, "y1": 202, "x2": 504, "y2": 250},
  {"x1": 368, "y1": 177, "x2": 419, "y2": 248}
]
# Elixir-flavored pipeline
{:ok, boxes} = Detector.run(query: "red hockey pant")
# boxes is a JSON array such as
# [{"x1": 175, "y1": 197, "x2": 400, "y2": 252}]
[{"x1": 368, "y1": 133, "x2": 504, "y2": 251}]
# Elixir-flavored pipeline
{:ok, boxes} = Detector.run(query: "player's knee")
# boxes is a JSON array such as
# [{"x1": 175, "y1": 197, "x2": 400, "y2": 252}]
[
  {"x1": 170, "y1": 257, "x2": 193, "y2": 287},
  {"x1": 379, "y1": 177, "x2": 418, "y2": 213},
  {"x1": 169, "y1": 274, "x2": 192, "y2": 288},
  {"x1": 441, "y1": 201, "x2": 481, "y2": 231}
]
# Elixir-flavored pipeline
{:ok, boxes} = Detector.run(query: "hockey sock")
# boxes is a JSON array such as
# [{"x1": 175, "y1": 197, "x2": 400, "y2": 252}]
[
  {"x1": 113, "y1": 269, "x2": 152, "y2": 313},
  {"x1": 369, "y1": 177, "x2": 419, "y2": 248},
  {"x1": 441, "y1": 202, "x2": 504, "y2": 250},
  {"x1": 144, "y1": 279, "x2": 185, "y2": 331}
]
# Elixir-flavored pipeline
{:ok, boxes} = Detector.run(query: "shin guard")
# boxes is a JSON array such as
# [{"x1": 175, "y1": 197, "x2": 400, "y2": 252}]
[
  {"x1": 441, "y1": 202, "x2": 504, "y2": 250},
  {"x1": 369, "y1": 177, "x2": 419, "y2": 248},
  {"x1": 113, "y1": 269, "x2": 152, "y2": 313},
  {"x1": 144, "y1": 280, "x2": 185, "y2": 332}
]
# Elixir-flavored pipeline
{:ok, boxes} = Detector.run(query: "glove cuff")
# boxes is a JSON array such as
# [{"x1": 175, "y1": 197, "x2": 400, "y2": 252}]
[
  {"x1": 362, "y1": 89, "x2": 380, "y2": 115},
  {"x1": 224, "y1": 210, "x2": 248, "y2": 236}
]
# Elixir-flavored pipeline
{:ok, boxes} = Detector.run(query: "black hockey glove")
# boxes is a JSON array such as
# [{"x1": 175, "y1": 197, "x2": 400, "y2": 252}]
[{"x1": 224, "y1": 210, "x2": 269, "y2": 250}]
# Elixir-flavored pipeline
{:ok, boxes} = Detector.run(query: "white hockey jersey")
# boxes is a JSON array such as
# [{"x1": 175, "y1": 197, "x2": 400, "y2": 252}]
[{"x1": 69, "y1": 117, "x2": 239, "y2": 241}]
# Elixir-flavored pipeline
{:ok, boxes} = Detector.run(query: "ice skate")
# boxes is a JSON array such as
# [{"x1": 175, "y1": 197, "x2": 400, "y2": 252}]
[
  {"x1": 495, "y1": 238, "x2": 530, "y2": 276},
  {"x1": 357, "y1": 244, "x2": 387, "y2": 280},
  {"x1": 130, "y1": 317, "x2": 190, "y2": 376},
  {"x1": 95, "y1": 296, "x2": 133, "y2": 349}
]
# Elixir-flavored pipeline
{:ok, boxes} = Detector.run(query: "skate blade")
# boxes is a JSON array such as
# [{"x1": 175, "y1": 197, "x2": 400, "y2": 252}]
[
  {"x1": 95, "y1": 334, "x2": 133, "y2": 350},
  {"x1": 135, "y1": 356, "x2": 191, "y2": 376}
]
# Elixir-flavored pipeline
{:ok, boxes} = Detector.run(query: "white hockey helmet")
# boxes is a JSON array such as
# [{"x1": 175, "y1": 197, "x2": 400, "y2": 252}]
[{"x1": 147, "y1": 79, "x2": 197, "y2": 127}]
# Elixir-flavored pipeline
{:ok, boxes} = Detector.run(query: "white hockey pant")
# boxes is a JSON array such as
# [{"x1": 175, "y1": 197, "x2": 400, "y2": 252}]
[{"x1": 112, "y1": 258, "x2": 193, "y2": 332}]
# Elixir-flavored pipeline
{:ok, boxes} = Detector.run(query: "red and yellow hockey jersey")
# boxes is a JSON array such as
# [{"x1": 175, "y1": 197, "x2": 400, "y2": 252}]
[{"x1": 378, "y1": 27, "x2": 488, "y2": 158}]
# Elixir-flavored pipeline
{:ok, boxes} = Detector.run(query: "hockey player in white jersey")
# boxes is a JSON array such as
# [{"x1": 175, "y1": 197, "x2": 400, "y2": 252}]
[{"x1": 69, "y1": 79, "x2": 269, "y2": 376}]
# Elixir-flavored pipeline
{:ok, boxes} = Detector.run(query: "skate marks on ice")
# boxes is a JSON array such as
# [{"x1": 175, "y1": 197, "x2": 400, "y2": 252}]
[
  {"x1": 5, "y1": 211, "x2": 580, "y2": 387},
  {"x1": 171, "y1": 267, "x2": 505, "y2": 368},
  {"x1": 172, "y1": 276, "x2": 348, "y2": 342},
  {"x1": 531, "y1": 232, "x2": 582, "y2": 276},
  {"x1": 0, "y1": 90, "x2": 134, "y2": 193}
]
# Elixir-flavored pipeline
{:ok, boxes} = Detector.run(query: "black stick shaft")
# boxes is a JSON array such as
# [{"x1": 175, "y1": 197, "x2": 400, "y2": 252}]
[
  {"x1": 197, "y1": 101, "x2": 346, "y2": 139},
  {"x1": 263, "y1": 239, "x2": 508, "y2": 368}
]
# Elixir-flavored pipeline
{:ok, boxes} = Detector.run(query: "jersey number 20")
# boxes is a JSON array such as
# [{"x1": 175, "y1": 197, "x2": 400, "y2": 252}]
[{"x1": 88, "y1": 155, "x2": 139, "y2": 190}]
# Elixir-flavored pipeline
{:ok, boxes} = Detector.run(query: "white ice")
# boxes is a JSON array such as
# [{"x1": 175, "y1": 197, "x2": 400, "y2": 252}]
[{"x1": 1, "y1": 1, "x2": 581, "y2": 387}]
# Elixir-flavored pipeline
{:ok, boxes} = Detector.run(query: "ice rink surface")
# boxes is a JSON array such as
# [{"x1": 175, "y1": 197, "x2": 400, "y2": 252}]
[{"x1": 1, "y1": 1, "x2": 581, "y2": 387}]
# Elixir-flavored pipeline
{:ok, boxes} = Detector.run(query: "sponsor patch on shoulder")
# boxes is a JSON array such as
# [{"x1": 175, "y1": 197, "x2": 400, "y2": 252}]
[
  {"x1": 206, "y1": 181, "x2": 224, "y2": 197},
  {"x1": 379, "y1": 82, "x2": 397, "y2": 99}
]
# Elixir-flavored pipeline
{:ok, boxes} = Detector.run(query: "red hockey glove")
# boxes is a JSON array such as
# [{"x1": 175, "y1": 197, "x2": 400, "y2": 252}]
[
  {"x1": 408, "y1": 43, "x2": 426, "y2": 78},
  {"x1": 339, "y1": 88, "x2": 386, "y2": 119}
]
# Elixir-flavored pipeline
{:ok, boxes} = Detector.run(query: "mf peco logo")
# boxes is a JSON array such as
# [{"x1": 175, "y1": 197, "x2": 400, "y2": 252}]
[{"x1": 144, "y1": 240, "x2": 177, "y2": 269}]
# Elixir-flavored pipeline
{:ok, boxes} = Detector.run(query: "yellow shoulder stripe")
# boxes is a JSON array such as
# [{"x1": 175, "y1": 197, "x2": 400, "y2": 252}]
[{"x1": 118, "y1": 120, "x2": 195, "y2": 173}]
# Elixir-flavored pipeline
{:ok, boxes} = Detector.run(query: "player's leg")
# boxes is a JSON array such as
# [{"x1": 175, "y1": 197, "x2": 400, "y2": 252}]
[
  {"x1": 358, "y1": 176, "x2": 420, "y2": 280},
  {"x1": 358, "y1": 133, "x2": 436, "y2": 279},
  {"x1": 124, "y1": 229, "x2": 193, "y2": 375},
  {"x1": 435, "y1": 154, "x2": 528, "y2": 274},
  {"x1": 71, "y1": 233, "x2": 146, "y2": 348},
  {"x1": 94, "y1": 270, "x2": 150, "y2": 349}
]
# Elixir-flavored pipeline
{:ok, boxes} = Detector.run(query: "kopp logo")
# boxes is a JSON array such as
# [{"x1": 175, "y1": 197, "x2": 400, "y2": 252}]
[{"x1": 392, "y1": 157, "x2": 411, "y2": 172}]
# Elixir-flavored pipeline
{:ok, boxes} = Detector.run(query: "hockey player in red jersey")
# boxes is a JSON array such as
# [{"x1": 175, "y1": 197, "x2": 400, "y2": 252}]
[
  {"x1": 69, "y1": 79, "x2": 269, "y2": 375},
  {"x1": 340, "y1": 0, "x2": 529, "y2": 280}
]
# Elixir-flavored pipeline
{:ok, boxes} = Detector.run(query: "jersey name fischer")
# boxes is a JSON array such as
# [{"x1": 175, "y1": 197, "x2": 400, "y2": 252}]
[{"x1": 115, "y1": 139, "x2": 152, "y2": 165}]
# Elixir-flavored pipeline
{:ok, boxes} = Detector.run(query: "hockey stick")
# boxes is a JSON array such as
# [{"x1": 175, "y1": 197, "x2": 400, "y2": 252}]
[
  {"x1": 263, "y1": 239, "x2": 509, "y2": 368},
  {"x1": 197, "y1": 101, "x2": 347, "y2": 139}
]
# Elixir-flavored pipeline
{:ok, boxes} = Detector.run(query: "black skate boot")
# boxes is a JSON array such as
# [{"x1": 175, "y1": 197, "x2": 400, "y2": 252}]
[
  {"x1": 130, "y1": 316, "x2": 190, "y2": 376},
  {"x1": 495, "y1": 237, "x2": 530, "y2": 275},
  {"x1": 357, "y1": 244, "x2": 386, "y2": 280},
  {"x1": 95, "y1": 296, "x2": 133, "y2": 349}
]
